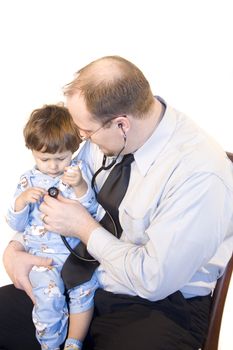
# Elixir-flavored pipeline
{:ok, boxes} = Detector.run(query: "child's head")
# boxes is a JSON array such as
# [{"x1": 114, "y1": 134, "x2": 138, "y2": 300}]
[{"x1": 24, "y1": 104, "x2": 81, "y2": 177}]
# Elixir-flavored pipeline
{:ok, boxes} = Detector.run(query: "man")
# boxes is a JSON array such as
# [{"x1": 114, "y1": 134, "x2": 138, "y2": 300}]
[{"x1": 1, "y1": 55, "x2": 233, "y2": 350}]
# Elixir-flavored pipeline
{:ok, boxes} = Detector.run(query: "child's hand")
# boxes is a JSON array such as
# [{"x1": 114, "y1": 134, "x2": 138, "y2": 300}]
[
  {"x1": 14, "y1": 187, "x2": 46, "y2": 212},
  {"x1": 62, "y1": 165, "x2": 83, "y2": 188},
  {"x1": 61, "y1": 165, "x2": 88, "y2": 197}
]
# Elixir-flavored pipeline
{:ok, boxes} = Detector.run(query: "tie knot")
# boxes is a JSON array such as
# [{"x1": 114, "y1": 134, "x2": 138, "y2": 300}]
[{"x1": 121, "y1": 153, "x2": 134, "y2": 166}]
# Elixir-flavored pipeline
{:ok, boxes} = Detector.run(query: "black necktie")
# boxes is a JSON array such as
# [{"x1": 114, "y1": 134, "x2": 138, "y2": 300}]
[{"x1": 61, "y1": 154, "x2": 134, "y2": 289}]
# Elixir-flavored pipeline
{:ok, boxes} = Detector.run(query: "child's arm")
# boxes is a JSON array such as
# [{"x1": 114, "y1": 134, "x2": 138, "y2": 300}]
[
  {"x1": 14, "y1": 187, "x2": 46, "y2": 212},
  {"x1": 6, "y1": 174, "x2": 45, "y2": 232},
  {"x1": 60, "y1": 161, "x2": 98, "y2": 216}
]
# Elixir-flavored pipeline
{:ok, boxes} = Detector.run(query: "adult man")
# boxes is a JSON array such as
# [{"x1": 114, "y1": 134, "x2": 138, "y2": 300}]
[{"x1": 1, "y1": 55, "x2": 233, "y2": 350}]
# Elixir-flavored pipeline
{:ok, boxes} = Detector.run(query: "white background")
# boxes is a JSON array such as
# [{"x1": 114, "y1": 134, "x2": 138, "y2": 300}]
[{"x1": 0, "y1": 1, "x2": 232, "y2": 348}]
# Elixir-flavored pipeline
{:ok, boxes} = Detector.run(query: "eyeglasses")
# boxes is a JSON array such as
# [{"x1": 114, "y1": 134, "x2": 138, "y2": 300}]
[{"x1": 78, "y1": 117, "x2": 118, "y2": 141}]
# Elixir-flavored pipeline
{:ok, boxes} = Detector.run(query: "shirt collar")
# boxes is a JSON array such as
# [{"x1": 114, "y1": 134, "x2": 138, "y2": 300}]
[{"x1": 134, "y1": 100, "x2": 177, "y2": 177}]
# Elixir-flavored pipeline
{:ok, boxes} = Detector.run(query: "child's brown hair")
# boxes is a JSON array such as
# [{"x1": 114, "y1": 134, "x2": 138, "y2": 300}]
[{"x1": 23, "y1": 104, "x2": 81, "y2": 154}]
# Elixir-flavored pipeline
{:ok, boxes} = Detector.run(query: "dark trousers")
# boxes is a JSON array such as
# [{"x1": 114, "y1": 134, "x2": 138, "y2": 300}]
[{"x1": 0, "y1": 284, "x2": 211, "y2": 350}]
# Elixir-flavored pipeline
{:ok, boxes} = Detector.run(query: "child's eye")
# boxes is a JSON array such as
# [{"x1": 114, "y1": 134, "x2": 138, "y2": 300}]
[{"x1": 58, "y1": 158, "x2": 66, "y2": 161}]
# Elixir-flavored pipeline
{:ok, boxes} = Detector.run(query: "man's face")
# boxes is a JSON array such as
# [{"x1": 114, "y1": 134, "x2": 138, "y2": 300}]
[{"x1": 66, "y1": 92, "x2": 124, "y2": 156}]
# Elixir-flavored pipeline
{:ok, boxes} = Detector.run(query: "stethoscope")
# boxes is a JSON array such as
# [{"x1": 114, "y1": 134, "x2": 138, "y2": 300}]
[{"x1": 49, "y1": 132, "x2": 127, "y2": 262}]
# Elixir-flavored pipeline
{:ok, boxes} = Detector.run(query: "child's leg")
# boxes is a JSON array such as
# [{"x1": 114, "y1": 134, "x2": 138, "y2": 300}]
[
  {"x1": 65, "y1": 274, "x2": 99, "y2": 350},
  {"x1": 64, "y1": 307, "x2": 93, "y2": 350},
  {"x1": 29, "y1": 264, "x2": 68, "y2": 350},
  {"x1": 69, "y1": 307, "x2": 94, "y2": 340}
]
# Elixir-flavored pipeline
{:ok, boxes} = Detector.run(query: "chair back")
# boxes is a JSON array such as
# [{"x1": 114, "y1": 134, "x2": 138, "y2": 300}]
[{"x1": 203, "y1": 151, "x2": 233, "y2": 350}]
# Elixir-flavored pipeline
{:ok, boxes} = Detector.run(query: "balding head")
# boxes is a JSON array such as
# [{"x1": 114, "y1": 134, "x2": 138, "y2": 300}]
[
  {"x1": 78, "y1": 56, "x2": 125, "y2": 82},
  {"x1": 64, "y1": 55, "x2": 155, "y2": 120}
]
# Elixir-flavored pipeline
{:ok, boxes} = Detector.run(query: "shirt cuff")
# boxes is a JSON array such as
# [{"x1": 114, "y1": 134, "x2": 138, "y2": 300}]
[{"x1": 87, "y1": 227, "x2": 118, "y2": 261}]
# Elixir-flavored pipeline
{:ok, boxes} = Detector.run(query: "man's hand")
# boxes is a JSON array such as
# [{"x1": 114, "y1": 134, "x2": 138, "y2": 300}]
[
  {"x1": 40, "y1": 194, "x2": 100, "y2": 244},
  {"x1": 3, "y1": 241, "x2": 52, "y2": 303}
]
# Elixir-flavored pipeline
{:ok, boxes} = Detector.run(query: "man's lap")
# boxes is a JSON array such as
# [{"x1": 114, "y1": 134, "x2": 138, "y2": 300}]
[
  {"x1": 85, "y1": 289, "x2": 211, "y2": 350},
  {"x1": 0, "y1": 284, "x2": 40, "y2": 350},
  {"x1": 0, "y1": 285, "x2": 211, "y2": 350}
]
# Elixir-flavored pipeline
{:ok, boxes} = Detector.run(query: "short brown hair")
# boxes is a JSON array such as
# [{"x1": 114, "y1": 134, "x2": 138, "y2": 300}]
[
  {"x1": 23, "y1": 104, "x2": 81, "y2": 153},
  {"x1": 63, "y1": 55, "x2": 155, "y2": 120}
]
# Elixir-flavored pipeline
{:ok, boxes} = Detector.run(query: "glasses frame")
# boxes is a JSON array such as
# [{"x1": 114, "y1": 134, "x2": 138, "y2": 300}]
[{"x1": 78, "y1": 116, "x2": 119, "y2": 141}]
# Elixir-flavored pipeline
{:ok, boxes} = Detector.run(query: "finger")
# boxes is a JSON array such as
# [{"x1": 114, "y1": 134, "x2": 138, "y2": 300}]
[
  {"x1": 40, "y1": 195, "x2": 56, "y2": 213},
  {"x1": 56, "y1": 193, "x2": 74, "y2": 203},
  {"x1": 43, "y1": 192, "x2": 73, "y2": 204},
  {"x1": 65, "y1": 165, "x2": 79, "y2": 173},
  {"x1": 32, "y1": 194, "x2": 42, "y2": 201},
  {"x1": 42, "y1": 194, "x2": 58, "y2": 205},
  {"x1": 22, "y1": 278, "x2": 36, "y2": 304},
  {"x1": 31, "y1": 255, "x2": 53, "y2": 267},
  {"x1": 41, "y1": 213, "x2": 48, "y2": 223},
  {"x1": 33, "y1": 188, "x2": 47, "y2": 195},
  {"x1": 14, "y1": 275, "x2": 35, "y2": 303}
]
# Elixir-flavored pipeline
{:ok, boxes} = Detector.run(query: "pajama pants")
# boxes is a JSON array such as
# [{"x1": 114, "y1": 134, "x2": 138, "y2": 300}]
[{"x1": 29, "y1": 263, "x2": 98, "y2": 350}]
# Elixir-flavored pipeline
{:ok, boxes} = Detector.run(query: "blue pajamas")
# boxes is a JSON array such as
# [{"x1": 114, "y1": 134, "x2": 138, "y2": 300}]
[
  {"x1": 6, "y1": 157, "x2": 99, "y2": 350},
  {"x1": 29, "y1": 262, "x2": 98, "y2": 349}
]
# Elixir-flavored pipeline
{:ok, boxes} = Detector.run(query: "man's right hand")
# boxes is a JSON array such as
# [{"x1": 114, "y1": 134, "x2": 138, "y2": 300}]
[{"x1": 3, "y1": 240, "x2": 52, "y2": 303}]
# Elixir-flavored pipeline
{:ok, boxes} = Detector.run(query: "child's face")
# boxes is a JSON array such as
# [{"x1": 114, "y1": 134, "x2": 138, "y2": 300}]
[{"x1": 32, "y1": 150, "x2": 73, "y2": 178}]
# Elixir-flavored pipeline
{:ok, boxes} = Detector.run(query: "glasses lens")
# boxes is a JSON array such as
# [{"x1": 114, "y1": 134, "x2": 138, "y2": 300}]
[{"x1": 78, "y1": 117, "x2": 116, "y2": 141}]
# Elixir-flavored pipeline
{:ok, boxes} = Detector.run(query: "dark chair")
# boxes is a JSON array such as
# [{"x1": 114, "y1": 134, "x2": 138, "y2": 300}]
[
  {"x1": 203, "y1": 151, "x2": 233, "y2": 350},
  {"x1": 227, "y1": 151, "x2": 233, "y2": 163},
  {"x1": 203, "y1": 254, "x2": 233, "y2": 350}
]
